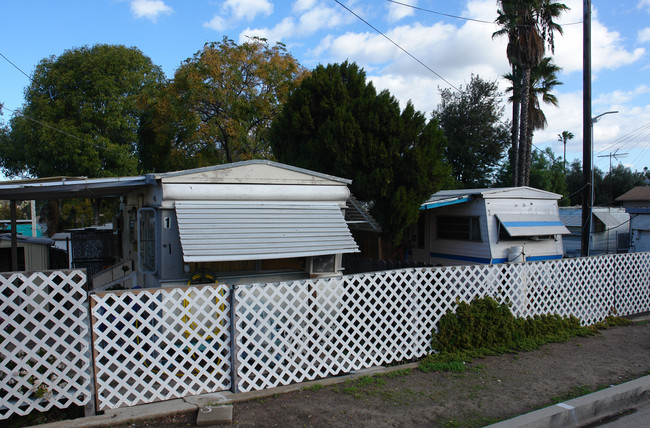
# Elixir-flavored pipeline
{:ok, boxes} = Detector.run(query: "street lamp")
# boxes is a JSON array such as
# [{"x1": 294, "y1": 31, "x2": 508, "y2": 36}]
[{"x1": 585, "y1": 110, "x2": 618, "y2": 256}]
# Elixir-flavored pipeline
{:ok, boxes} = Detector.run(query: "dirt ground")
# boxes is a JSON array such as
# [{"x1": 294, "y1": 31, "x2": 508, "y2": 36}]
[{"x1": 105, "y1": 319, "x2": 650, "y2": 428}]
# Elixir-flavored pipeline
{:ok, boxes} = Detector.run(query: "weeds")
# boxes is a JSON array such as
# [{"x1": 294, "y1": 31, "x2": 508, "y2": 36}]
[
  {"x1": 420, "y1": 296, "x2": 632, "y2": 373},
  {"x1": 549, "y1": 385, "x2": 593, "y2": 404},
  {"x1": 302, "y1": 384, "x2": 324, "y2": 392}
]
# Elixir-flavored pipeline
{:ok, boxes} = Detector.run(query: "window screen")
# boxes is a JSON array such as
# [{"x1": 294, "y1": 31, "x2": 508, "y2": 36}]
[{"x1": 138, "y1": 208, "x2": 157, "y2": 273}]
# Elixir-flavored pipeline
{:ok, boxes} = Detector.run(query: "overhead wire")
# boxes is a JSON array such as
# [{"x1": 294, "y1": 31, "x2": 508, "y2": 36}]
[
  {"x1": 1, "y1": 105, "x2": 108, "y2": 152},
  {"x1": 332, "y1": 0, "x2": 461, "y2": 91}
]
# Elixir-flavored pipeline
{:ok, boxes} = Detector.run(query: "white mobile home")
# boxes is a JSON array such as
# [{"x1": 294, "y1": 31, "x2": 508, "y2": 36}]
[
  {"x1": 409, "y1": 187, "x2": 569, "y2": 266},
  {"x1": 559, "y1": 207, "x2": 630, "y2": 256},
  {"x1": 0, "y1": 160, "x2": 360, "y2": 288},
  {"x1": 615, "y1": 185, "x2": 650, "y2": 252}
]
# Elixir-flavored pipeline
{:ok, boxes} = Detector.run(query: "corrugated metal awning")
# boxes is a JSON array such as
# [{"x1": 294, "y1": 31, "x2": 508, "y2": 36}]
[
  {"x1": 497, "y1": 213, "x2": 570, "y2": 237},
  {"x1": 175, "y1": 200, "x2": 359, "y2": 262},
  {"x1": 420, "y1": 195, "x2": 470, "y2": 210},
  {"x1": 593, "y1": 211, "x2": 629, "y2": 229}
]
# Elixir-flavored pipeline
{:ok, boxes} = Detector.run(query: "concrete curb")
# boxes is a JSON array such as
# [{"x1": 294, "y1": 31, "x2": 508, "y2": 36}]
[
  {"x1": 485, "y1": 374, "x2": 650, "y2": 428},
  {"x1": 33, "y1": 363, "x2": 419, "y2": 428}
]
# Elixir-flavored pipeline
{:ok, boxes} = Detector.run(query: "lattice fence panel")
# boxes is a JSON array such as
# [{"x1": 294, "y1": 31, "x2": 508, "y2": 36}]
[
  {"x1": 234, "y1": 252, "x2": 650, "y2": 393},
  {"x1": 91, "y1": 284, "x2": 231, "y2": 410},
  {"x1": 0, "y1": 270, "x2": 91, "y2": 420},
  {"x1": 615, "y1": 252, "x2": 650, "y2": 316}
]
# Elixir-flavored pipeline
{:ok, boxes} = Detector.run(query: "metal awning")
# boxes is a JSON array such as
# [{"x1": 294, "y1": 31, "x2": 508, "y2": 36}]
[
  {"x1": 592, "y1": 211, "x2": 629, "y2": 229},
  {"x1": 497, "y1": 214, "x2": 570, "y2": 237},
  {"x1": 420, "y1": 195, "x2": 470, "y2": 210},
  {"x1": 0, "y1": 176, "x2": 153, "y2": 200},
  {"x1": 175, "y1": 200, "x2": 359, "y2": 262}
]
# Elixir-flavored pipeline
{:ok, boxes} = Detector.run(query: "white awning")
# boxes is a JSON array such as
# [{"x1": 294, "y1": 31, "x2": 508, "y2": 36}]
[
  {"x1": 175, "y1": 200, "x2": 359, "y2": 262},
  {"x1": 593, "y1": 211, "x2": 629, "y2": 229},
  {"x1": 497, "y1": 213, "x2": 570, "y2": 237}
]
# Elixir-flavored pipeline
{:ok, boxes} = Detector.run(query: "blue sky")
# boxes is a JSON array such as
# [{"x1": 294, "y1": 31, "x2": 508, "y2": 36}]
[{"x1": 1, "y1": 0, "x2": 649, "y2": 175}]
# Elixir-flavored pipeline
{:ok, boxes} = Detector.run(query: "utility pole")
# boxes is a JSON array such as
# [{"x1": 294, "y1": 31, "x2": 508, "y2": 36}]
[{"x1": 581, "y1": 0, "x2": 592, "y2": 257}]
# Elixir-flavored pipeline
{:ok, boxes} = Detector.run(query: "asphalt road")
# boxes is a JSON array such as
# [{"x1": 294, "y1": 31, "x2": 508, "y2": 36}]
[{"x1": 595, "y1": 399, "x2": 650, "y2": 427}]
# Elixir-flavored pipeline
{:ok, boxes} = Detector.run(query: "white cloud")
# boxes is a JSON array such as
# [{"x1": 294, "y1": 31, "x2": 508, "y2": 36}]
[
  {"x1": 638, "y1": 0, "x2": 650, "y2": 12},
  {"x1": 639, "y1": 28, "x2": 650, "y2": 43},
  {"x1": 130, "y1": 0, "x2": 172, "y2": 22},
  {"x1": 224, "y1": 0, "x2": 273, "y2": 21},
  {"x1": 238, "y1": 3, "x2": 350, "y2": 44},
  {"x1": 205, "y1": 0, "x2": 273, "y2": 32},
  {"x1": 204, "y1": 15, "x2": 227, "y2": 32},
  {"x1": 552, "y1": 1, "x2": 645, "y2": 74},
  {"x1": 293, "y1": 0, "x2": 318, "y2": 13},
  {"x1": 386, "y1": 0, "x2": 415, "y2": 22}
]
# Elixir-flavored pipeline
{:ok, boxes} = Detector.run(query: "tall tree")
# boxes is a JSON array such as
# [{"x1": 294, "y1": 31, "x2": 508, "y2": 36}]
[
  {"x1": 158, "y1": 36, "x2": 308, "y2": 167},
  {"x1": 270, "y1": 61, "x2": 450, "y2": 244},
  {"x1": 557, "y1": 130, "x2": 574, "y2": 171},
  {"x1": 1, "y1": 44, "x2": 165, "y2": 178},
  {"x1": 433, "y1": 75, "x2": 510, "y2": 188},
  {"x1": 523, "y1": 57, "x2": 562, "y2": 184},
  {"x1": 494, "y1": 0, "x2": 568, "y2": 187}
]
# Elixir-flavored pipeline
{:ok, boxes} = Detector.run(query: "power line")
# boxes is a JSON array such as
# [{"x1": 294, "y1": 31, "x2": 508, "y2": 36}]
[
  {"x1": 385, "y1": 0, "x2": 493, "y2": 24},
  {"x1": 385, "y1": 0, "x2": 583, "y2": 26},
  {"x1": 1, "y1": 105, "x2": 107, "y2": 151},
  {"x1": 332, "y1": 0, "x2": 460, "y2": 91},
  {"x1": 0, "y1": 52, "x2": 33, "y2": 82}
]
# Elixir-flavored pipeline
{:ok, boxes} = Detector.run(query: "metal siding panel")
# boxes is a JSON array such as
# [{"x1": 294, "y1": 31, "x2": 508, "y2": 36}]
[{"x1": 175, "y1": 200, "x2": 358, "y2": 262}]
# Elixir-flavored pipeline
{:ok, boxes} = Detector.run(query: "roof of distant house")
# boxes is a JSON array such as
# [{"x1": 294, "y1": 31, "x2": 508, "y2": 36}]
[{"x1": 615, "y1": 186, "x2": 650, "y2": 202}]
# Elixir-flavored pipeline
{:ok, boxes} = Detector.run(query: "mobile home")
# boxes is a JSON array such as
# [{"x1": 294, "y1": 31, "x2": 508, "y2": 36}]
[
  {"x1": 0, "y1": 160, "x2": 360, "y2": 289},
  {"x1": 559, "y1": 207, "x2": 630, "y2": 256},
  {"x1": 409, "y1": 187, "x2": 569, "y2": 266}
]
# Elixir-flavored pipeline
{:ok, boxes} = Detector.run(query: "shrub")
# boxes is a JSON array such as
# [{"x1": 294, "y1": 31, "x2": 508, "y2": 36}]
[{"x1": 420, "y1": 296, "x2": 629, "y2": 373}]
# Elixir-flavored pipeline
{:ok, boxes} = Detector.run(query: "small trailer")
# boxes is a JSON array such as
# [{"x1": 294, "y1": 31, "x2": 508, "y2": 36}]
[{"x1": 408, "y1": 187, "x2": 570, "y2": 266}]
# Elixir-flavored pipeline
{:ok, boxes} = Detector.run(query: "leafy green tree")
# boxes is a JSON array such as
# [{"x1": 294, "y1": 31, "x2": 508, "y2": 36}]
[
  {"x1": 602, "y1": 164, "x2": 645, "y2": 204},
  {"x1": 1, "y1": 44, "x2": 165, "y2": 178},
  {"x1": 433, "y1": 75, "x2": 510, "y2": 188},
  {"x1": 495, "y1": 146, "x2": 567, "y2": 202},
  {"x1": 151, "y1": 36, "x2": 308, "y2": 168},
  {"x1": 494, "y1": 0, "x2": 568, "y2": 186},
  {"x1": 270, "y1": 61, "x2": 450, "y2": 244},
  {"x1": 528, "y1": 147, "x2": 567, "y2": 200}
]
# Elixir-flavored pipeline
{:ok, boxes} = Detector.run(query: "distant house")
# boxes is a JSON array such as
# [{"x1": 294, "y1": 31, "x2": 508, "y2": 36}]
[
  {"x1": 408, "y1": 187, "x2": 569, "y2": 266},
  {"x1": 0, "y1": 234, "x2": 53, "y2": 271},
  {"x1": 0, "y1": 160, "x2": 361, "y2": 289},
  {"x1": 559, "y1": 207, "x2": 630, "y2": 256},
  {"x1": 615, "y1": 186, "x2": 650, "y2": 252}
]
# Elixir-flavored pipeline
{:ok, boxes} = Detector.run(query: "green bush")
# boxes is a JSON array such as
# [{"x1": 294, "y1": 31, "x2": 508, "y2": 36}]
[{"x1": 420, "y1": 296, "x2": 629, "y2": 373}]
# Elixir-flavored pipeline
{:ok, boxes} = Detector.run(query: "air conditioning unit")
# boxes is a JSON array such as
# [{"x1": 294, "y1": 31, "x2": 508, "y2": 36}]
[{"x1": 308, "y1": 254, "x2": 340, "y2": 275}]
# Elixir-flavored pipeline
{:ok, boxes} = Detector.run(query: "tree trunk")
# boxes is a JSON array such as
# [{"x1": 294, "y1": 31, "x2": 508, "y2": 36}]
[
  {"x1": 525, "y1": 120, "x2": 534, "y2": 187},
  {"x1": 511, "y1": 86, "x2": 520, "y2": 186},
  {"x1": 517, "y1": 66, "x2": 532, "y2": 187}
]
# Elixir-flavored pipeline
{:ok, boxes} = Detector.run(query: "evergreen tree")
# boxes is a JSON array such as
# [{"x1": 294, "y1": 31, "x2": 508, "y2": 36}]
[
  {"x1": 433, "y1": 75, "x2": 510, "y2": 188},
  {"x1": 270, "y1": 61, "x2": 450, "y2": 244}
]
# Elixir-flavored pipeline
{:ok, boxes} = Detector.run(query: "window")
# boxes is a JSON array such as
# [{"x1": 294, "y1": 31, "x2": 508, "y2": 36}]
[
  {"x1": 138, "y1": 208, "x2": 157, "y2": 273},
  {"x1": 437, "y1": 216, "x2": 481, "y2": 241}
]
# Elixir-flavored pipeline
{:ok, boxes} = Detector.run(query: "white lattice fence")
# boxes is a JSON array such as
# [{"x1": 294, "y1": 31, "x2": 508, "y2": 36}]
[
  {"x1": 91, "y1": 283, "x2": 231, "y2": 410},
  {"x1": 0, "y1": 270, "x2": 92, "y2": 420},
  {"x1": 234, "y1": 252, "x2": 650, "y2": 393}
]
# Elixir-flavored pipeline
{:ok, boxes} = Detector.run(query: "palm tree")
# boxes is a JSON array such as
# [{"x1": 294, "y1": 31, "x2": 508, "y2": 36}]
[
  {"x1": 504, "y1": 57, "x2": 562, "y2": 185},
  {"x1": 494, "y1": 0, "x2": 568, "y2": 187},
  {"x1": 523, "y1": 57, "x2": 562, "y2": 185},
  {"x1": 558, "y1": 130, "x2": 574, "y2": 172}
]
